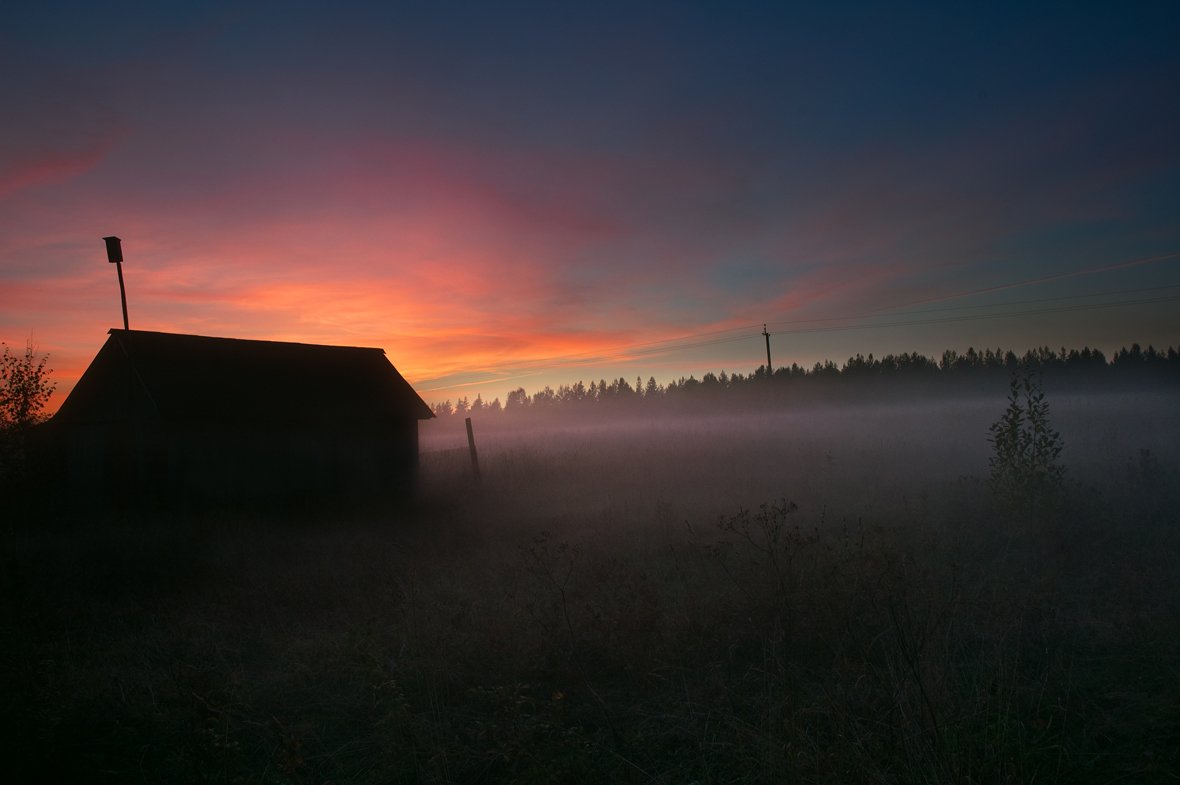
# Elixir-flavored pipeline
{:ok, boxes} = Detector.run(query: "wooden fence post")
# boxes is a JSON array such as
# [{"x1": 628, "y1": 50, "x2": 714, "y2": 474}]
[{"x1": 465, "y1": 417, "x2": 481, "y2": 480}]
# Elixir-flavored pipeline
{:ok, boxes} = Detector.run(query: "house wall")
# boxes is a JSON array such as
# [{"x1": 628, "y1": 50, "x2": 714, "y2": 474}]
[
  {"x1": 40, "y1": 419, "x2": 167, "y2": 510},
  {"x1": 43, "y1": 332, "x2": 430, "y2": 512},
  {"x1": 42, "y1": 417, "x2": 421, "y2": 512}
]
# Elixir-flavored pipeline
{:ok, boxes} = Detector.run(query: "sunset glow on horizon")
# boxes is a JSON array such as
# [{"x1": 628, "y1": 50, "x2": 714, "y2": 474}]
[{"x1": 4, "y1": 2, "x2": 1179, "y2": 413}]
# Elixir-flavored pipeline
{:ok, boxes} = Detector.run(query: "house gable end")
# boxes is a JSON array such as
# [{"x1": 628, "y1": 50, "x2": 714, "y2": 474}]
[{"x1": 52, "y1": 335, "x2": 159, "y2": 426}]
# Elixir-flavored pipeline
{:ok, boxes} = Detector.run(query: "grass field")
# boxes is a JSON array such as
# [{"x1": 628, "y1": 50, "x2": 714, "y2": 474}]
[{"x1": 3, "y1": 391, "x2": 1178, "y2": 783}]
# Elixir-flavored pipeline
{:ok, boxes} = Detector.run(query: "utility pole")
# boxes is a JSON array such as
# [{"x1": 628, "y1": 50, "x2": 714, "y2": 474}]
[
  {"x1": 103, "y1": 236, "x2": 129, "y2": 330},
  {"x1": 763, "y1": 324, "x2": 772, "y2": 377}
]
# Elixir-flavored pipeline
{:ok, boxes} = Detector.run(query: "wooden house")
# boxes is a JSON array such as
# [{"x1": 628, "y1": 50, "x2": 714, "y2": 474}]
[{"x1": 39, "y1": 329, "x2": 434, "y2": 510}]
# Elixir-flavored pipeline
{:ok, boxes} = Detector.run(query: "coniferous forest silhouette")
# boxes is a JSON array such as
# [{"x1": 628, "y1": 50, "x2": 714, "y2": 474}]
[
  {"x1": 425, "y1": 342, "x2": 1178, "y2": 417},
  {"x1": 2, "y1": 340, "x2": 1179, "y2": 783}
]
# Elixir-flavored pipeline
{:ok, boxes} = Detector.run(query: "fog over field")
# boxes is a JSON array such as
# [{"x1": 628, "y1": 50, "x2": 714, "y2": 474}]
[
  {"x1": 420, "y1": 389, "x2": 1180, "y2": 524},
  {"x1": 4, "y1": 383, "x2": 1179, "y2": 783}
]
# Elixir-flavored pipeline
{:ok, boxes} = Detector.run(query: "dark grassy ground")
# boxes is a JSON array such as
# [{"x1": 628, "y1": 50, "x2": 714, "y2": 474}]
[{"x1": 3, "y1": 394, "x2": 1179, "y2": 783}]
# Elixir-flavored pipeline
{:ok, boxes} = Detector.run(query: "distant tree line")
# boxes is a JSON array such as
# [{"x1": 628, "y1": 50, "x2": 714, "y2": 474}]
[{"x1": 429, "y1": 343, "x2": 1180, "y2": 418}]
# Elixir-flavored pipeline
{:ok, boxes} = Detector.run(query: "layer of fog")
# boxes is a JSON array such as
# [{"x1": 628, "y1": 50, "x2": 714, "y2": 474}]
[{"x1": 418, "y1": 390, "x2": 1179, "y2": 528}]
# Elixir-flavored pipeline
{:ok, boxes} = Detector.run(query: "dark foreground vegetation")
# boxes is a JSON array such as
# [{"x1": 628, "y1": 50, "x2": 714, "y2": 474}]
[{"x1": 3, "y1": 391, "x2": 1179, "y2": 783}]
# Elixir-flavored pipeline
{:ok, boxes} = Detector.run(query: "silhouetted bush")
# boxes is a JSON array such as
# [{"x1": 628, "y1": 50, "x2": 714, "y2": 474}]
[
  {"x1": 0, "y1": 341, "x2": 55, "y2": 493},
  {"x1": 988, "y1": 371, "x2": 1065, "y2": 508}
]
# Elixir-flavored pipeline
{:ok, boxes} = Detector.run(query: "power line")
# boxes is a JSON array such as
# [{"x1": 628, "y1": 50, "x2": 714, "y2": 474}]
[
  {"x1": 468, "y1": 279, "x2": 1180, "y2": 371},
  {"x1": 765, "y1": 283, "x2": 1180, "y2": 329},
  {"x1": 616, "y1": 290, "x2": 1180, "y2": 357},
  {"x1": 866, "y1": 250, "x2": 1180, "y2": 312},
  {"x1": 417, "y1": 258, "x2": 1180, "y2": 389},
  {"x1": 569, "y1": 283, "x2": 1180, "y2": 363},
  {"x1": 423, "y1": 289, "x2": 1179, "y2": 390},
  {"x1": 772, "y1": 293, "x2": 1180, "y2": 336}
]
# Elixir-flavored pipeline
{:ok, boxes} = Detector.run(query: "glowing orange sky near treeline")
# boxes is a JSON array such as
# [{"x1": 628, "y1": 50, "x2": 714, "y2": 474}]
[
  {"x1": 6, "y1": 96, "x2": 1180, "y2": 417},
  {"x1": 14, "y1": 224, "x2": 922, "y2": 418},
  {"x1": 24, "y1": 241, "x2": 1176, "y2": 420},
  {"x1": 10, "y1": 196, "x2": 1180, "y2": 421},
  {"x1": 4, "y1": 133, "x2": 940, "y2": 415},
  {"x1": 8, "y1": 238, "x2": 757, "y2": 416}
]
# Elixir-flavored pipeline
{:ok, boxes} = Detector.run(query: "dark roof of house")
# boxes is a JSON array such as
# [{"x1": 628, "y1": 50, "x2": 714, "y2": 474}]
[{"x1": 54, "y1": 329, "x2": 434, "y2": 426}]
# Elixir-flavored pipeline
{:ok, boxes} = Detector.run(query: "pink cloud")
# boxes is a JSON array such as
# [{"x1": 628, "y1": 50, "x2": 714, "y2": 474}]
[
  {"x1": 0, "y1": 150, "x2": 99, "y2": 198},
  {"x1": 0, "y1": 135, "x2": 121, "y2": 199}
]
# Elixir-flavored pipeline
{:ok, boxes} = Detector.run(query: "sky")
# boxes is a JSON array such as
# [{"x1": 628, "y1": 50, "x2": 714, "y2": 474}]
[{"x1": 3, "y1": 1, "x2": 1179, "y2": 411}]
